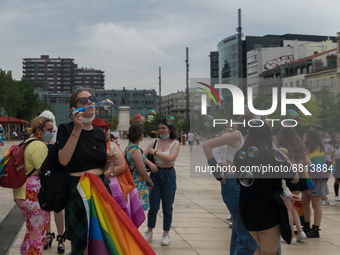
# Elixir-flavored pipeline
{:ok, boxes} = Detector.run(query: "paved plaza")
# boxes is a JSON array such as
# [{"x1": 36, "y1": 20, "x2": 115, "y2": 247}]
[{"x1": 1, "y1": 137, "x2": 340, "y2": 254}]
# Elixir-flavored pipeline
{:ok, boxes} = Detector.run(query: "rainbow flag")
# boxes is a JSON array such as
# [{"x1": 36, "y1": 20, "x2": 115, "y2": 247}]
[
  {"x1": 307, "y1": 148, "x2": 329, "y2": 178},
  {"x1": 302, "y1": 170, "x2": 314, "y2": 190},
  {"x1": 0, "y1": 149, "x2": 12, "y2": 176},
  {"x1": 0, "y1": 136, "x2": 4, "y2": 146},
  {"x1": 77, "y1": 173, "x2": 155, "y2": 255}
]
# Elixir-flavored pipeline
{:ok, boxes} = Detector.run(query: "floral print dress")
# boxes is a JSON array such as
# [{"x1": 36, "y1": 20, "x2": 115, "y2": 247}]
[{"x1": 125, "y1": 142, "x2": 150, "y2": 211}]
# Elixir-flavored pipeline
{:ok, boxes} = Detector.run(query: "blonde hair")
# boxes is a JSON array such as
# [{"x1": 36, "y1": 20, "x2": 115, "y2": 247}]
[{"x1": 27, "y1": 116, "x2": 52, "y2": 135}]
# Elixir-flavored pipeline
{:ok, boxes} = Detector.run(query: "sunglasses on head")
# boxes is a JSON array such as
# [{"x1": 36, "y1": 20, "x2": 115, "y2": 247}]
[{"x1": 75, "y1": 96, "x2": 96, "y2": 105}]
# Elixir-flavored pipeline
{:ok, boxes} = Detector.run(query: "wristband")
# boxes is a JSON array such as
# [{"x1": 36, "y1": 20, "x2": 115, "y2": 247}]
[
  {"x1": 154, "y1": 150, "x2": 157, "y2": 156},
  {"x1": 207, "y1": 157, "x2": 217, "y2": 166},
  {"x1": 146, "y1": 181, "x2": 153, "y2": 186}
]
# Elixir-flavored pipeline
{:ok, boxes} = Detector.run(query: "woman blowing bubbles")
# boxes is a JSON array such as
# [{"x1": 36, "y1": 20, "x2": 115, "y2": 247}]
[{"x1": 58, "y1": 89, "x2": 118, "y2": 255}]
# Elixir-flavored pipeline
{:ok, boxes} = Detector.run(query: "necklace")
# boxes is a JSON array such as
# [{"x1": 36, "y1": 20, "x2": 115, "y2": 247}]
[{"x1": 83, "y1": 128, "x2": 96, "y2": 149}]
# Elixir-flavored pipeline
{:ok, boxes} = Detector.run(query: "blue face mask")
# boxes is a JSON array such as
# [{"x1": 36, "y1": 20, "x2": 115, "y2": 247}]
[
  {"x1": 159, "y1": 134, "x2": 170, "y2": 139},
  {"x1": 41, "y1": 132, "x2": 55, "y2": 143},
  {"x1": 324, "y1": 138, "x2": 331, "y2": 143}
]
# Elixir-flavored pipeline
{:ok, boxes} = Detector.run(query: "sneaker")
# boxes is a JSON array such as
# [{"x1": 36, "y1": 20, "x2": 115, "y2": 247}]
[
  {"x1": 335, "y1": 196, "x2": 340, "y2": 201},
  {"x1": 66, "y1": 252, "x2": 72, "y2": 255},
  {"x1": 143, "y1": 231, "x2": 153, "y2": 243},
  {"x1": 280, "y1": 237, "x2": 286, "y2": 243},
  {"x1": 291, "y1": 237, "x2": 297, "y2": 245},
  {"x1": 229, "y1": 222, "x2": 232, "y2": 228},
  {"x1": 322, "y1": 200, "x2": 336, "y2": 206},
  {"x1": 296, "y1": 231, "x2": 307, "y2": 241},
  {"x1": 227, "y1": 215, "x2": 232, "y2": 221},
  {"x1": 161, "y1": 234, "x2": 170, "y2": 246}
]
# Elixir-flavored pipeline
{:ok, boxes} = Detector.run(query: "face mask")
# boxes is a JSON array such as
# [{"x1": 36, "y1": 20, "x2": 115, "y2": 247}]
[
  {"x1": 324, "y1": 138, "x2": 331, "y2": 143},
  {"x1": 160, "y1": 134, "x2": 170, "y2": 139},
  {"x1": 82, "y1": 114, "x2": 95, "y2": 123},
  {"x1": 41, "y1": 132, "x2": 55, "y2": 143}
]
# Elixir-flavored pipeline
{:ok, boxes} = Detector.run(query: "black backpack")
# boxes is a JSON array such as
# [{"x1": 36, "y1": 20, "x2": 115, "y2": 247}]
[{"x1": 38, "y1": 124, "x2": 70, "y2": 213}]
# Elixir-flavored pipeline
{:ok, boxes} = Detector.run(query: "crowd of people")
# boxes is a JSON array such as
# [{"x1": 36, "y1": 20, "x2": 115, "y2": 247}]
[
  {"x1": 5, "y1": 89, "x2": 339, "y2": 255},
  {"x1": 202, "y1": 112, "x2": 339, "y2": 255},
  {"x1": 9, "y1": 89, "x2": 181, "y2": 255}
]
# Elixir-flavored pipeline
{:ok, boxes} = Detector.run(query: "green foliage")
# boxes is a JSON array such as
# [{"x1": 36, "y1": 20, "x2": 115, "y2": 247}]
[
  {"x1": 106, "y1": 116, "x2": 119, "y2": 130},
  {"x1": 0, "y1": 69, "x2": 53, "y2": 121},
  {"x1": 297, "y1": 97, "x2": 322, "y2": 130}
]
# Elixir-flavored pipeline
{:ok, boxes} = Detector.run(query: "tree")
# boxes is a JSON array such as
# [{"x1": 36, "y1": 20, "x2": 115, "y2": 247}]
[
  {"x1": 315, "y1": 87, "x2": 337, "y2": 132},
  {"x1": 16, "y1": 78, "x2": 53, "y2": 121},
  {"x1": 298, "y1": 97, "x2": 322, "y2": 130}
]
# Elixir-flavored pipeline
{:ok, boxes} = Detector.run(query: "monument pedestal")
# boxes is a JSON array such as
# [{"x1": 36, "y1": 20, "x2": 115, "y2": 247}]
[{"x1": 117, "y1": 106, "x2": 131, "y2": 132}]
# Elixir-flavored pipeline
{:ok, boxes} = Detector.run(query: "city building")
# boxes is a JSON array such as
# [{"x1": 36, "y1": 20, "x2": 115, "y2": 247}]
[
  {"x1": 216, "y1": 33, "x2": 337, "y2": 98},
  {"x1": 22, "y1": 55, "x2": 104, "y2": 94},
  {"x1": 247, "y1": 39, "x2": 336, "y2": 97},
  {"x1": 161, "y1": 89, "x2": 205, "y2": 120},
  {"x1": 74, "y1": 65, "x2": 105, "y2": 90}
]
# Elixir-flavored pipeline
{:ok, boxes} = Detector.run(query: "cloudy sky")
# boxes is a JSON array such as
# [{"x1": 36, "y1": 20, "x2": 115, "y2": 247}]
[{"x1": 0, "y1": 0, "x2": 339, "y2": 95}]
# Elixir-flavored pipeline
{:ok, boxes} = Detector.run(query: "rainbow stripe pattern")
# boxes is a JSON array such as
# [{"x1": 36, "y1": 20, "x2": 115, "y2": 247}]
[
  {"x1": 77, "y1": 173, "x2": 155, "y2": 255},
  {"x1": 307, "y1": 148, "x2": 329, "y2": 178}
]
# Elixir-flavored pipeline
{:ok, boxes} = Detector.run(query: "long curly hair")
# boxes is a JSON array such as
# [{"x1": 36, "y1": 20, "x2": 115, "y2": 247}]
[
  {"x1": 277, "y1": 127, "x2": 307, "y2": 163},
  {"x1": 304, "y1": 129, "x2": 324, "y2": 154}
]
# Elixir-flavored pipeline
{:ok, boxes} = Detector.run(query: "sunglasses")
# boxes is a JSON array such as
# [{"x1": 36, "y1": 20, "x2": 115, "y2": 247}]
[{"x1": 75, "y1": 96, "x2": 96, "y2": 105}]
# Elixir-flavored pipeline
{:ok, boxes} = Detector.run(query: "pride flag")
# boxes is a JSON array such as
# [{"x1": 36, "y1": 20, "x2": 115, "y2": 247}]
[
  {"x1": 0, "y1": 136, "x2": 4, "y2": 146},
  {"x1": 307, "y1": 148, "x2": 329, "y2": 178},
  {"x1": 77, "y1": 173, "x2": 155, "y2": 255}
]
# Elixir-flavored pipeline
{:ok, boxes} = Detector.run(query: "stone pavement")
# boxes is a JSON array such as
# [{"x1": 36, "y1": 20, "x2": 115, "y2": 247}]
[{"x1": 2, "y1": 137, "x2": 340, "y2": 254}]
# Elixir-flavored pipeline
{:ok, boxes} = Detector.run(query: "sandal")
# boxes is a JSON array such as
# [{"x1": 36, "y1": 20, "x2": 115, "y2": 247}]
[
  {"x1": 57, "y1": 234, "x2": 65, "y2": 254},
  {"x1": 44, "y1": 232, "x2": 55, "y2": 250}
]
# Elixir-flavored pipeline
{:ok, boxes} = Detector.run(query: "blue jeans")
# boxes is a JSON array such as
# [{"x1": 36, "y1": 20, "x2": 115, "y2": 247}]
[
  {"x1": 221, "y1": 176, "x2": 258, "y2": 255},
  {"x1": 148, "y1": 168, "x2": 177, "y2": 231}
]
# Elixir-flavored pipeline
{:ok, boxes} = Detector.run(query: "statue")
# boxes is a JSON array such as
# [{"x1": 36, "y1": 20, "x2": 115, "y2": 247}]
[{"x1": 121, "y1": 87, "x2": 128, "y2": 105}]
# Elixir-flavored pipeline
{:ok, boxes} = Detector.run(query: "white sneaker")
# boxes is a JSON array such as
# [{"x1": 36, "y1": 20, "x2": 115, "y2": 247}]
[
  {"x1": 322, "y1": 200, "x2": 336, "y2": 206},
  {"x1": 280, "y1": 237, "x2": 286, "y2": 243},
  {"x1": 291, "y1": 237, "x2": 297, "y2": 245},
  {"x1": 296, "y1": 231, "x2": 307, "y2": 241},
  {"x1": 161, "y1": 234, "x2": 170, "y2": 246},
  {"x1": 335, "y1": 196, "x2": 340, "y2": 201},
  {"x1": 227, "y1": 215, "x2": 232, "y2": 221},
  {"x1": 229, "y1": 222, "x2": 232, "y2": 228},
  {"x1": 143, "y1": 231, "x2": 153, "y2": 243}
]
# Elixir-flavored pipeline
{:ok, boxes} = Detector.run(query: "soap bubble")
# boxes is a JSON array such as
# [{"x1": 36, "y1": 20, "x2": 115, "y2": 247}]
[
  {"x1": 248, "y1": 146, "x2": 259, "y2": 157},
  {"x1": 274, "y1": 148, "x2": 289, "y2": 162},
  {"x1": 239, "y1": 151, "x2": 247, "y2": 159},
  {"x1": 166, "y1": 116, "x2": 175, "y2": 125},
  {"x1": 146, "y1": 110, "x2": 157, "y2": 122},
  {"x1": 102, "y1": 99, "x2": 114, "y2": 110},
  {"x1": 203, "y1": 115, "x2": 214, "y2": 127},
  {"x1": 207, "y1": 96, "x2": 214, "y2": 106},
  {"x1": 239, "y1": 171, "x2": 254, "y2": 187},
  {"x1": 280, "y1": 110, "x2": 299, "y2": 127}
]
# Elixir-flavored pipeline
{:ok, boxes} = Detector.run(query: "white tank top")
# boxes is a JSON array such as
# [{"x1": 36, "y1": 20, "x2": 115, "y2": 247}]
[
  {"x1": 225, "y1": 130, "x2": 244, "y2": 163},
  {"x1": 154, "y1": 139, "x2": 177, "y2": 164}
]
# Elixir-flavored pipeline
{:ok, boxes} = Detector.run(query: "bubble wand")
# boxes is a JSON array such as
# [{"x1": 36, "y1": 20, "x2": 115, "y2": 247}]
[{"x1": 70, "y1": 99, "x2": 114, "y2": 115}]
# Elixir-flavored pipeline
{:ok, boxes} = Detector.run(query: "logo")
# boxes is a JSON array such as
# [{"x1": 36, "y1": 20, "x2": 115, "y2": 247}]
[
  {"x1": 198, "y1": 84, "x2": 311, "y2": 116},
  {"x1": 196, "y1": 82, "x2": 222, "y2": 106}
]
